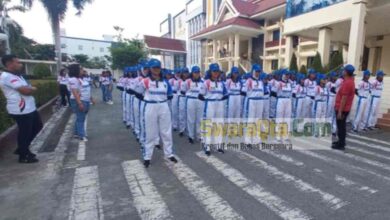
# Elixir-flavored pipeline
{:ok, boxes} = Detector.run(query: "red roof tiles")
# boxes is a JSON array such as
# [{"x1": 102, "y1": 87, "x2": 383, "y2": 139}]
[{"x1": 144, "y1": 35, "x2": 186, "y2": 53}]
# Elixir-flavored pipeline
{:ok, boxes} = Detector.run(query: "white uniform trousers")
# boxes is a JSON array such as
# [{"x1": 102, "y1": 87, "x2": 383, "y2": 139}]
[
  {"x1": 122, "y1": 91, "x2": 127, "y2": 122},
  {"x1": 171, "y1": 93, "x2": 179, "y2": 130},
  {"x1": 142, "y1": 102, "x2": 174, "y2": 160},
  {"x1": 186, "y1": 97, "x2": 204, "y2": 140},
  {"x1": 202, "y1": 100, "x2": 225, "y2": 151},
  {"x1": 244, "y1": 98, "x2": 264, "y2": 144},
  {"x1": 178, "y1": 95, "x2": 187, "y2": 133},
  {"x1": 125, "y1": 93, "x2": 131, "y2": 126},
  {"x1": 313, "y1": 100, "x2": 327, "y2": 136},
  {"x1": 353, "y1": 96, "x2": 369, "y2": 131},
  {"x1": 276, "y1": 97, "x2": 292, "y2": 141},
  {"x1": 133, "y1": 97, "x2": 141, "y2": 138},
  {"x1": 364, "y1": 95, "x2": 381, "y2": 128},
  {"x1": 226, "y1": 94, "x2": 243, "y2": 119}
]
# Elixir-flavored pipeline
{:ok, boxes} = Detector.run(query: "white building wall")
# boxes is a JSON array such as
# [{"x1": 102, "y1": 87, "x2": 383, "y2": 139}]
[{"x1": 61, "y1": 37, "x2": 112, "y2": 58}]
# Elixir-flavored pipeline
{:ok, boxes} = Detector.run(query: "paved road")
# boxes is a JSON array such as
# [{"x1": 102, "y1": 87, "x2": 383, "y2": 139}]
[{"x1": 1, "y1": 89, "x2": 390, "y2": 220}]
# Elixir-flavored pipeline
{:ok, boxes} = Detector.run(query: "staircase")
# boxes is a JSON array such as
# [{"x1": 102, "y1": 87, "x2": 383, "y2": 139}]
[{"x1": 377, "y1": 109, "x2": 390, "y2": 130}]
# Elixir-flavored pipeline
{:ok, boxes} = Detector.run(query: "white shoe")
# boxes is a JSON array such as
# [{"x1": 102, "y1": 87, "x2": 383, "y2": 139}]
[{"x1": 81, "y1": 137, "x2": 88, "y2": 142}]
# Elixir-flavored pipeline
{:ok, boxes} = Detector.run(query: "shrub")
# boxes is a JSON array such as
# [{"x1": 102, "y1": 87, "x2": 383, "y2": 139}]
[
  {"x1": 299, "y1": 65, "x2": 307, "y2": 75},
  {"x1": 0, "y1": 80, "x2": 58, "y2": 133},
  {"x1": 289, "y1": 53, "x2": 298, "y2": 72},
  {"x1": 33, "y1": 63, "x2": 52, "y2": 79}
]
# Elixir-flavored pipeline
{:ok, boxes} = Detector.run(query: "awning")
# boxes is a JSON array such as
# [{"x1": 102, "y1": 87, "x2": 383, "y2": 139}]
[
  {"x1": 144, "y1": 35, "x2": 186, "y2": 54},
  {"x1": 191, "y1": 17, "x2": 262, "y2": 40}
]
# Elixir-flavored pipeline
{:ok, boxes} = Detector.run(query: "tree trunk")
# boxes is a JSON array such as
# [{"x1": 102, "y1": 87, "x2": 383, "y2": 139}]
[{"x1": 52, "y1": 16, "x2": 62, "y2": 75}]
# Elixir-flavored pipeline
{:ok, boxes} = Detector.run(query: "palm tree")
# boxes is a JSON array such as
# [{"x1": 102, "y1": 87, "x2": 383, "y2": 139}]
[
  {"x1": 21, "y1": 0, "x2": 92, "y2": 73},
  {"x1": 0, "y1": 0, "x2": 27, "y2": 55}
]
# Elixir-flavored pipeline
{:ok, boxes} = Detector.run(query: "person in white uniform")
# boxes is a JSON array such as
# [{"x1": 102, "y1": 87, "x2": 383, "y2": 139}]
[
  {"x1": 364, "y1": 70, "x2": 385, "y2": 130},
  {"x1": 274, "y1": 70, "x2": 293, "y2": 142},
  {"x1": 292, "y1": 73, "x2": 306, "y2": 132},
  {"x1": 182, "y1": 66, "x2": 204, "y2": 144},
  {"x1": 352, "y1": 70, "x2": 371, "y2": 132},
  {"x1": 304, "y1": 69, "x2": 317, "y2": 118},
  {"x1": 313, "y1": 74, "x2": 329, "y2": 137},
  {"x1": 170, "y1": 68, "x2": 181, "y2": 131},
  {"x1": 225, "y1": 66, "x2": 243, "y2": 120},
  {"x1": 178, "y1": 67, "x2": 190, "y2": 136},
  {"x1": 241, "y1": 64, "x2": 265, "y2": 144},
  {"x1": 199, "y1": 63, "x2": 228, "y2": 156},
  {"x1": 134, "y1": 59, "x2": 178, "y2": 168},
  {"x1": 326, "y1": 72, "x2": 338, "y2": 136}
]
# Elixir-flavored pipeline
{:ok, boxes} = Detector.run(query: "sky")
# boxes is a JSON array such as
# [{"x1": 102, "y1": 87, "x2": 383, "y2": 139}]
[{"x1": 9, "y1": 0, "x2": 187, "y2": 44}]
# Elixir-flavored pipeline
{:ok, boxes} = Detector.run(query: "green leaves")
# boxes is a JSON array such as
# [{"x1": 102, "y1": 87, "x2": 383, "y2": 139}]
[{"x1": 109, "y1": 39, "x2": 146, "y2": 70}]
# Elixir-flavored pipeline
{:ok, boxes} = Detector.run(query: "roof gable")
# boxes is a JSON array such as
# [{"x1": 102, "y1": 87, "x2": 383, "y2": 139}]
[{"x1": 144, "y1": 35, "x2": 186, "y2": 53}]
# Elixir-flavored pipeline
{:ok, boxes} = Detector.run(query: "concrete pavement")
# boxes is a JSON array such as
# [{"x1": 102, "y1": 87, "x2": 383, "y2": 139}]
[{"x1": 1, "y1": 89, "x2": 390, "y2": 220}]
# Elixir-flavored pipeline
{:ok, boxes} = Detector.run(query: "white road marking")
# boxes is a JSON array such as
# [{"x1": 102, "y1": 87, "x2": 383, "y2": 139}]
[
  {"x1": 263, "y1": 150, "x2": 305, "y2": 167},
  {"x1": 77, "y1": 142, "x2": 86, "y2": 161},
  {"x1": 196, "y1": 152, "x2": 311, "y2": 220},
  {"x1": 262, "y1": 149, "x2": 378, "y2": 196},
  {"x1": 68, "y1": 166, "x2": 104, "y2": 220},
  {"x1": 299, "y1": 138, "x2": 390, "y2": 173},
  {"x1": 235, "y1": 151, "x2": 348, "y2": 210},
  {"x1": 347, "y1": 137, "x2": 390, "y2": 154},
  {"x1": 348, "y1": 133, "x2": 390, "y2": 147},
  {"x1": 122, "y1": 160, "x2": 172, "y2": 220},
  {"x1": 294, "y1": 146, "x2": 390, "y2": 183},
  {"x1": 334, "y1": 175, "x2": 378, "y2": 195},
  {"x1": 320, "y1": 138, "x2": 390, "y2": 161},
  {"x1": 166, "y1": 158, "x2": 244, "y2": 220}
]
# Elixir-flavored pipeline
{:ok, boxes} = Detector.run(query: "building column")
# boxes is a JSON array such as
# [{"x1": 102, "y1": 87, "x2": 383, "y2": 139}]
[
  {"x1": 228, "y1": 35, "x2": 234, "y2": 69},
  {"x1": 317, "y1": 27, "x2": 332, "y2": 66},
  {"x1": 212, "y1": 39, "x2": 217, "y2": 62},
  {"x1": 285, "y1": 36, "x2": 294, "y2": 68},
  {"x1": 347, "y1": 0, "x2": 367, "y2": 70},
  {"x1": 248, "y1": 39, "x2": 252, "y2": 62},
  {"x1": 234, "y1": 34, "x2": 240, "y2": 66}
]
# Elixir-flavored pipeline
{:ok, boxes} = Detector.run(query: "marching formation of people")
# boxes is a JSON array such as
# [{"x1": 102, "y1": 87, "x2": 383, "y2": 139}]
[{"x1": 117, "y1": 58, "x2": 385, "y2": 167}]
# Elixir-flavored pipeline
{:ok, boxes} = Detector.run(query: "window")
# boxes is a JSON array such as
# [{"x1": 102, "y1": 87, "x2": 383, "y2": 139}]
[
  {"x1": 61, "y1": 44, "x2": 66, "y2": 49},
  {"x1": 272, "y1": 30, "x2": 280, "y2": 41},
  {"x1": 271, "y1": 60, "x2": 278, "y2": 70},
  {"x1": 100, "y1": 47, "x2": 104, "y2": 52},
  {"x1": 78, "y1": 45, "x2": 83, "y2": 50},
  {"x1": 307, "y1": 57, "x2": 315, "y2": 67}
]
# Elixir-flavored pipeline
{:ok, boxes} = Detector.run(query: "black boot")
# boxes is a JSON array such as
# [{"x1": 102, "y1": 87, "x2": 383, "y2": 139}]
[
  {"x1": 169, "y1": 156, "x2": 178, "y2": 163},
  {"x1": 144, "y1": 160, "x2": 150, "y2": 168},
  {"x1": 19, "y1": 154, "x2": 39, "y2": 164},
  {"x1": 217, "y1": 149, "x2": 225, "y2": 154},
  {"x1": 205, "y1": 150, "x2": 211, "y2": 156},
  {"x1": 155, "y1": 145, "x2": 161, "y2": 150},
  {"x1": 179, "y1": 132, "x2": 184, "y2": 137},
  {"x1": 188, "y1": 138, "x2": 194, "y2": 144}
]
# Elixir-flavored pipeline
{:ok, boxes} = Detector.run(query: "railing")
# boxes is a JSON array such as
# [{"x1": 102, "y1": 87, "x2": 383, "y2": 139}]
[
  {"x1": 286, "y1": 0, "x2": 346, "y2": 18},
  {"x1": 265, "y1": 39, "x2": 286, "y2": 48}
]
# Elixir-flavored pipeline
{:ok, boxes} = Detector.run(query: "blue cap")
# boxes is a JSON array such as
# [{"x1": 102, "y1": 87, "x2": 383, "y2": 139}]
[
  {"x1": 259, "y1": 73, "x2": 268, "y2": 80},
  {"x1": 376, "y1": 70, "x2": 385, "y2": 77},
  {"x1": 363, "y1": 70, "x2": 371, "y2": 76},
  {"x1": 308, "y1": 68, "x2": 316, "y2": 74},
  {"x1": 181, "y1": 67, "x2": 190, "y2": 74},
  {"x1": 148, "y1": 59, "x2": 161, "y2": 68},
  {"x1": 252, "y1": 64, "x2": 262, "y2": 72},
  {"x1": 329, "y1": 71, "x2": 337, "y2": 78},
  {"x1": 191, "y1": 66, "x2": 200, "y2": 73},
  {"x1": 209, "y1": 63, "x2": 220, "y2": 72},
  {"x1": 231, "y1": 66, "x2": 239, "y2": 74},
  {"x1": 344, "y1": 64, "x2": 355, "y2": 74}
]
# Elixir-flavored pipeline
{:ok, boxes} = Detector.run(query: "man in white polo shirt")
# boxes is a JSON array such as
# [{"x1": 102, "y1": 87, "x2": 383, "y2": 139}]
[{"x1": 0, "y1": 55, "x2": 42, "y2": 163}]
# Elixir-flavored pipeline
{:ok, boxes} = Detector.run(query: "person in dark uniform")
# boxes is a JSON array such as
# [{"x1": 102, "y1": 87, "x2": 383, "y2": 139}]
[{"x1": 332, "y1": 64, "x2": 356, "y2": 150}]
